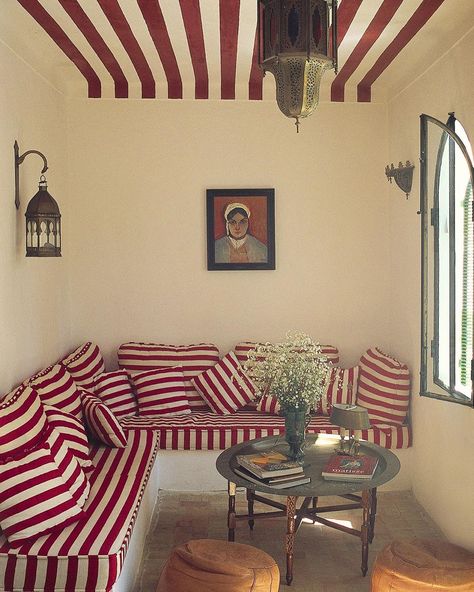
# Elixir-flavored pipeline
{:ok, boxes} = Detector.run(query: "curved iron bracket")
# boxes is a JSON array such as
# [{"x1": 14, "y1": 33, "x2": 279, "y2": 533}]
[{"x1": 14, "y1": 140, "x2": 49, "y2": 210}]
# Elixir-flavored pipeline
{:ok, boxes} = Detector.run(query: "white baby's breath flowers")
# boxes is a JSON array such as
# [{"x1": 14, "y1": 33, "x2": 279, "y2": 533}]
[{"x1": 243, "y1": 331, "x2": 331, "y2": 411}]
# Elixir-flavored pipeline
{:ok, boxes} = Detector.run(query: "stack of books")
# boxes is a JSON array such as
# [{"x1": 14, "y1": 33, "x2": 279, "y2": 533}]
[
  {"x1": 321, "y1": 454, "x2": 379, "y2": 481},
  {"x1": 234, "y1": 451, "x2": 310, "y2": 489}
]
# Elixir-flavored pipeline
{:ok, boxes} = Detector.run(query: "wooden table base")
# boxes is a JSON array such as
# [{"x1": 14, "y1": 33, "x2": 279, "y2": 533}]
[{"x1": 226, "y1": 484, "x2": 378, "y2": 585}]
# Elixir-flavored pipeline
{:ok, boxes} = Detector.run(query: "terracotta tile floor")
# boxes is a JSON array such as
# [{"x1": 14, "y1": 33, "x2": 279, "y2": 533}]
[{"x1": 138, "y1": 489, "x2": 444, "y2": 591}]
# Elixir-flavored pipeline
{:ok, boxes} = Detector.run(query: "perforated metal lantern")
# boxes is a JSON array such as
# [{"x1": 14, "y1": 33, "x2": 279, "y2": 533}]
[
  {"x1": 258, "y1": 0, "x2": 338, "y2": 130},
  {"x1": 25, "y1": 176, "x2": 61, "y2": 257}
]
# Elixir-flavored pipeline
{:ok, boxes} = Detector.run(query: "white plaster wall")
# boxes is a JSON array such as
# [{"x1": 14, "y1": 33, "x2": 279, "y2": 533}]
[
  {"x1": 0, "y1": 40, "x2": 70, "y2": 393},
  {"x1": 387, "y1": 29, "x2": 474, "y2": 551},
  {"x1": 65, "y1": 98, "x2": 392, "y2": 372}
]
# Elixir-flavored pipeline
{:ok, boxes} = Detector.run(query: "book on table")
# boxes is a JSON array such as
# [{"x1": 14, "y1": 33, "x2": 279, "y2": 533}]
[
  {"x1": 233, "y1": 466, "x2": 311, "y2": 489},
  {"x1": 235, "y1": 451, "x2": 304, "y2": 479},
  {"x1": 321, "y1": 454, "x2": 379, "y2": 481}
]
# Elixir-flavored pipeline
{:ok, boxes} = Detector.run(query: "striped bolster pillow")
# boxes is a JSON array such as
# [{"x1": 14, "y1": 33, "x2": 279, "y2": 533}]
[
  {"x1": 62, "y1": 342, "x2": 105, "y2": 391},
  {"x1": 0, "y1": 443, "x2": 84, "y2": 548},
  {"x1": 94, "y1": 370, "x2": 138, "y2": 418},
  {"x1": 81, "y1": 392, "x2": 127, "y2": 447},
  {"x1": 29, "y1": 364, "x2": 83, "y2": 419},
  {"x1": 0, "y1": 385, "x2": 48, "y2": 457},
  {"x1": 234, "y1": 342, "x2": 340, "y2": 366},
  {"x1": 316, "y1": 366, "x2": 359, "y2": 416},
  {"x1": 192, "y1": 351, "x2": 258, "y2": 415},
  {"x1": 256, "y1": 394, "x2": 281, "y2": 414},
  {"x1": 118, "y1": 342, "x2": 220, "y2": 410},
  {"x1": 129, "y1": 367, "x2": 191, "y2": 417},
  {"x1": 44, "y1": 406, "x2": 93, "y2": 469},
  {"x1": 356, "y1": 348, "x2": 410, "y2": 425}
]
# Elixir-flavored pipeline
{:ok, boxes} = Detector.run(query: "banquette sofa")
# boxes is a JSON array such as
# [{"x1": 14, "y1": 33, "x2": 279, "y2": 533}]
[{"x1": 0, "y1": 340, "x2": 412, "y2": 592}]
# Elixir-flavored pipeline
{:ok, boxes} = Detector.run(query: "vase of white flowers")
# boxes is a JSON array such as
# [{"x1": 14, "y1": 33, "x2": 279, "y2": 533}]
[{"x1": 243, "y1": 332, "x2": 331, "y2": 462}]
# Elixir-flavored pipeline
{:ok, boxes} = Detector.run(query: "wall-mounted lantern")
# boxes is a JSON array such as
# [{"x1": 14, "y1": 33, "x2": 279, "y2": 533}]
[
  {"x1": 14, "y1": 141, "x2": 61, "y2": 257},
  {"x1": 385, "y1": 161, "x2": 415, "y2": 199}
]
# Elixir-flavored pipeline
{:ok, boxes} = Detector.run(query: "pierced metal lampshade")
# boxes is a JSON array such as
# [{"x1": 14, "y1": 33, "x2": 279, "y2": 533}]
[
  {"x1": 258, "y1": 0, "x2": 338, "y2": 131},
  {"x1": 25, "y1": 176, "x2": 61, "y2": 257},
  {"x1": 330, "y1": 404, "x2": 370, "y2": 431}
]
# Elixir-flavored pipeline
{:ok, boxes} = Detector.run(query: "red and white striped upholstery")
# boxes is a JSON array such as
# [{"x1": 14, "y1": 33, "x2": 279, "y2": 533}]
[
  {"x1": 256, "y1": 395, "x2": 280, "y2": 414},
  {"x1": 94, "y1": 370, "x2": 138, "y2": 418},
  {"x1": 118, "y1": 342, "x2": 220, "y2": 410},
  {"x1": 44, "y1": 406, "x2": 93, "y2": 469},
  {"x1": 0, "y1": 429, "x2": 158, "y2": 592},
  {"x1": 29, "y1": 364, "x2": 83, "y2": 419},
  {"x1": 0, "y1": 385, "x2": 47, "y2": 457},
  {"x1": 130, "y1": 367, "x2": 191, "y2": 417},
  {"x1": 356, "y1": 348, "x2": 410, "y2": 425},
  {"x1": 316, "y1": 366, "x2": 359, "y2": 416},
  {"x1": 62, "y1": 342, "x2": 105, "y2": 391},
  {"x1": 0, "y1": 443, "x2": 85, "y2": 548},
  {"x1": 234, "y1": 342, "x2": 340, "y2": 366},
  {"x1": 192, "y1": 352, "x2": 257, "y2": 415},
  {"x1": 120, "y1": 411, "x2": 412, "y2": 450},
  {"x1": 82, "y1": 392, "x2": 128, "y2": 448}
]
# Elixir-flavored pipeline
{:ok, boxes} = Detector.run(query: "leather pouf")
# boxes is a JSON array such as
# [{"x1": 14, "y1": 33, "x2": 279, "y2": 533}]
[
  {"x1": 371, "y1": 538, "x2": 474, "y2": 591},
  {"x1": 156, "y1": 539, "x2": 280, "y2": 592}
]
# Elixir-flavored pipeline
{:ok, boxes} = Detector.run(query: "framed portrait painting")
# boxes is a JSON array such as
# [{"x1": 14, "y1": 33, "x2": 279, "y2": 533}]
[{"x1": 206, "y1": 188, "x2": 275, "y2": 271}]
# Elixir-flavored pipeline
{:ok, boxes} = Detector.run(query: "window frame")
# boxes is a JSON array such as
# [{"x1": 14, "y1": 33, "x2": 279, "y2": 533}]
[{"x1": 420, "y1": 113, "x2": 474, "y2": 407}]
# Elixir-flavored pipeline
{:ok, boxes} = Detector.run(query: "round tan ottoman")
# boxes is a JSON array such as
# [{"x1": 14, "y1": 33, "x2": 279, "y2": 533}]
[
  {"x1": 156, "y1": 539, "x2": 280, "y2": 592},
  {"x1": 371, "y1": 538, "x2": 474, "y2": 591}
]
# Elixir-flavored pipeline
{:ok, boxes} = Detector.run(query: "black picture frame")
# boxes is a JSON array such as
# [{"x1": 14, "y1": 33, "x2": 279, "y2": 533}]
[{"x1": 206, "y1": 188, "x2": 275, "y2": 271}]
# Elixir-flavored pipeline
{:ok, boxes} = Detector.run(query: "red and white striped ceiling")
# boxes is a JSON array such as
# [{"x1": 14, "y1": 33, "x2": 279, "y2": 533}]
[{"x1": 4, "y1": 0, "x2": 473, "y2": 103}]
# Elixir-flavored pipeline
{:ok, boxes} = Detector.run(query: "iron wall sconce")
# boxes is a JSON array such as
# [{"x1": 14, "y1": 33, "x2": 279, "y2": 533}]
[
  {"x1": 385, "y1": 161, "x2": 415, "y2": 199},
  {"x1": 14, "y1": 141, "x2": 61, "y2": 257}
]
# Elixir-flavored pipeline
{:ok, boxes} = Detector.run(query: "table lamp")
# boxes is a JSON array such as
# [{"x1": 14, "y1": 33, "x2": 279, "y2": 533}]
[{"x1": 330, "y1": 404, "x2": 370, "y2": 456}]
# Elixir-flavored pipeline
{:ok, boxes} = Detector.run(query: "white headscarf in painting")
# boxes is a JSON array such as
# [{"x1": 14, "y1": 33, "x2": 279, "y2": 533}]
[{"x1": 224, "y1": 203, "x2": 251, "y2": 247}]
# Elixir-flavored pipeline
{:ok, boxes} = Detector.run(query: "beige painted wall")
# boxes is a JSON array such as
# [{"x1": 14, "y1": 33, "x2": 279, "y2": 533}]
[
  {"x1": 387, "y1": 29, "x2": 474, "y2": 550},
  {"x1": 65, "y1": 98, "x2": 392, "y2": 372},
  {"x1": 0, "y1": 40, "x2": 71, "y2": 393}
]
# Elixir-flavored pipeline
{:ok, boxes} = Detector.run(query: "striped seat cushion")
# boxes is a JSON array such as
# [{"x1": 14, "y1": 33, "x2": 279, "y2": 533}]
[
  {"x1": 29, "y1": 364, "x2": 83, "y2": 419},
  {"x1": 356, "y1": 348, "x2": 410, "y2": 425},
  {"x1": 82, "y1": 392, "x2": 128, "y2": 448},
  {"x1": 0, "y1": 385, "x2": 47, "y2": 458},
  {"x1": 0, "y1": 443, "x2": 85, "y2": 548},
  {"x1": 192, "y1": 352, "x2": 258, "y2": 415},
  {"x1": 0, "y1": 430, "x2": 158, "y2": 592},
  {"x1": 316, "y1": 366, "x2": 359, "y2": 416},
  {"x1": 44, "y1": 406, "x2": 93, "y2": 469},
  {"x1": 119, "y1": 411, "x2": 412, "y2": 450},
  {"x1": 118, "y1": 342, "x2": 220, "y2": 410},
  {"x1": 62, "y1": 342, "x2": 105, "y2": 391},
  {"x1": 94, "y1": 370, "x2": 138, "y2": 418},
  {"x1": 129, "y1": 367, "x2": 191, "y2": 417}
]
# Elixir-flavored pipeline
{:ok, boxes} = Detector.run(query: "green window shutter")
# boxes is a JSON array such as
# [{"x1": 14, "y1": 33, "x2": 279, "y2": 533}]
[{"x1": 460, "y1": 180, "x2": 473, "y2": 385}]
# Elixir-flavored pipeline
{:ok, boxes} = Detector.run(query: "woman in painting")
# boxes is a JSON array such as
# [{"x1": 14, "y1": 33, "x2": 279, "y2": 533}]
[{"x1": 215, "y1": 202, "x2": 267, "y2": 263}]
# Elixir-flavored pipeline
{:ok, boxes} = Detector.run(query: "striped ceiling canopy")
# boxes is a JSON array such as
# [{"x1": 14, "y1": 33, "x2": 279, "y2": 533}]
[{"x1": 3, "y1": 0, "x2": 473, "y2": 103}]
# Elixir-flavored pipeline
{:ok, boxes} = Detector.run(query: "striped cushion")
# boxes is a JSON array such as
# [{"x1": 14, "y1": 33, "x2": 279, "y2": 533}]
[
  {"x1": 356, "y1": 348, "x2": 410, "y2": 425},
  {"x1": 62, "y1": 342, "x2": 105, "y2": 390},
  {"x1": 82, "y1": 392, "x2": 127, "y2": 447},
  {"x1": 0, "y1": 430, "x2": 158, "y2": 592},
  {"x1": 44, "y1": 425, "x2": 90, "y2": 508},
  {"x1": 192, "y1": 351, "x2": 258, "y2": 415},
  {"x1": 0, "y1": 385, "x2": 47, "y2": 458},
  {"x1": 316, "y1": 366, "x2": 359, "y2": 416},
  {"x1": 118, "y1": 342, "x2": 220, "y2": 410},
  {"x1": 43, "y1": 406, "x2": 93, "y2": 469},
  {"x1": 256, "y1": 394, "x2": 280, "y2": 414},
  {"x1": 130, "y1": 367, "x2": 191, "y2": 417},
  {"x1": 0, "y1": 443, "x2": 84, "y2": 548},
  {"x1": 29, "y1": 364, "x2": 83, "y2": 419},
  {"x1": 94, "y1": 370, "x2": 138, "y2": 418},
  {"x1": 234, "y1": 341, "x2": 340, "y2": 366}
]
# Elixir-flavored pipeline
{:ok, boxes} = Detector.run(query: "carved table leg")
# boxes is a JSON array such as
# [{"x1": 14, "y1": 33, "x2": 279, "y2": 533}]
[
  {"x1": 246, "y1": 488, "x2": 255, "y2": 530},
  {"x1": 360, "y1": 489, "x2": 370, "y2": 576},
  {"x1": 369, "y1": 488, "x2": 377, "y2": 543},
  {"x1": 286, "y1": 495, "x2": 297, "y2": 585},
  {"x1": 228, "y1": 481, "x2": 236, "y2": 542},
  {"x1": 312, "y1": 497, "x2": 318, "y2": 523}
]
